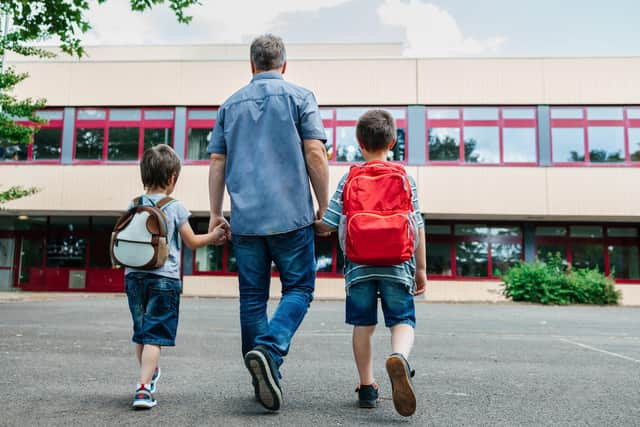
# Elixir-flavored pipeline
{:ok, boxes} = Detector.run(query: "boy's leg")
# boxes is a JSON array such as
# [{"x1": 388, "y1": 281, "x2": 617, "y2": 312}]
[
  {"x1": 136, "y1": 344, "x2": 144, "y2": 365},
  {"x1": 139, "y1": 344, "x2": 161, "y2": 384},
  {"x1": 390, "y1": 324, "x2": 415, "y2": 359},
  {"x1": 352, "y1": 325, "x2": 376, "y2": 386}
]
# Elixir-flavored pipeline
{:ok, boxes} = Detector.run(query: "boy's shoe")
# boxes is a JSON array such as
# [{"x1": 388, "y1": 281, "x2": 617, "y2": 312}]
[
  {"x1": 149, "y1": 366, "x2": 161, "y2": 394},
  {"x1": 132, "y1": 384, "x2": 157, "y2": 410},
  {"x1": 244, "y1": 345, "x2": 283, "y2": 411},
  {"x1": 385, "y1": 353, "x2": 416, "y2": 417},
  {"x1": 355, "y1": 383, "x2": 379, "y2": 408}
]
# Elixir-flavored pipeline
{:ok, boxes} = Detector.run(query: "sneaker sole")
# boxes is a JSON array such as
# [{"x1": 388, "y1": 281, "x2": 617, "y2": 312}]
[
  {"x1": 386, "y1": 355, "x2": 416, "y2": 417},
  {"x1": 149, "y1": 367, "x2": 161, "y2": 394},
  {"x1": 359, "y1": 400, "x2": 377, "y2": 409},
  {"x1": 132, "y1": 399, "x2": 157, "y2": 409},
  {"x1": 244, "y1": 350, "x2": 282, "y2": 411}
]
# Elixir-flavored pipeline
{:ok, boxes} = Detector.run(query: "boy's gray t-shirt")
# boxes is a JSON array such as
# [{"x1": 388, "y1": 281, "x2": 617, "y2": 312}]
[{"x1": 124, "y1": 194, "x2": 191, "y2": 280}]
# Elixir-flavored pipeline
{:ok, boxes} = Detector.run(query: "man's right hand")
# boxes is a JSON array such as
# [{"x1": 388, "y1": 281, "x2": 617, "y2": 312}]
[{"x1": 209, "y1": 215, "x2": 231, "y2": 239}]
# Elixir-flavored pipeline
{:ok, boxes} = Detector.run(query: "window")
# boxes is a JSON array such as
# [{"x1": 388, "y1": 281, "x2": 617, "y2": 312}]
[
  {"x1": 323, "y1": 107, "x2": 407, "y2": 163},
  {"x1": 426, "y1": 107, "x2": 537, "y2": 164},
  {"x1": 1, "y1": 110, "x2": 64, "y2": 163},
  {"x1": 426, "y1": 223, "x2": 523, "y2": 279},
  {"x1": 185, "y1": 109, "x2": 216, "y2": 162},
  {"x1": 74, "y1": 108, "x2": 174, "y2": 162},
  {"x1": 550, "y1": 106, "x2": 639, "y2": 164}
]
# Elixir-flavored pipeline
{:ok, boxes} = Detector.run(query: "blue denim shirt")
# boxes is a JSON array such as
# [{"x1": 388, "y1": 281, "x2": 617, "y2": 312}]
[{"x1": 208, "y1": 71, "x2": 326, "y2": 236}]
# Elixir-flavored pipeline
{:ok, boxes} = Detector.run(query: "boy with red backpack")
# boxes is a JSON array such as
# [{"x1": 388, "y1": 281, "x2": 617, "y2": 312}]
[
  {"x1": 316, "y1": 110, "x2": 426, "y2": 417},
  {"x1": 112, "y1": 144, "x2": 229, "y2": 409}
]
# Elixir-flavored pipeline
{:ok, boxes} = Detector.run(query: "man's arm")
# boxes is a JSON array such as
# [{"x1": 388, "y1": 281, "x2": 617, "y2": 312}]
[
  {"x1": 208, "y1": 153, "x2": 230, "y2": 234},
  {"x1": 303, "y1": 139, "x2": 330, "y2": 219}
]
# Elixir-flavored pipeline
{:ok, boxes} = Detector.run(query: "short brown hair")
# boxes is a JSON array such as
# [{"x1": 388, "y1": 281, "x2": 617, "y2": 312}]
[
  {"x1": 356, "y1": 109, "x2": 396, "y2": 152},
  {"x1": 140, "y1": 144, "x2": 181, "y2": 189}
]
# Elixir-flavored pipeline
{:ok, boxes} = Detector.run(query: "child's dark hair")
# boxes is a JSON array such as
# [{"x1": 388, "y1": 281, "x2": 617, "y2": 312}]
[
  {"x1": 356, "y1": 109, "x2": 396, "y2": 152},
  {"x1": 140, "y1": 144, "x2": 181, "y2": 189}
]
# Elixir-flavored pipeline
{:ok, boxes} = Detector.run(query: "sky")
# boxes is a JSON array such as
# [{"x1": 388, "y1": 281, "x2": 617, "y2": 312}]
[{"x1": 79, "y1": 0, "x2": 640, "y2": 57}]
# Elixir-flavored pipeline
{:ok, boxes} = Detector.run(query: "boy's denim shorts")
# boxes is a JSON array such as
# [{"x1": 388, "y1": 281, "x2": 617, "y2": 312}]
[
  {"x1": 125, "y1": 272, "x2": 181, "y2": 347},
  {"x1": 345, "y1": 279, "x2": 416, "y2": 328}
]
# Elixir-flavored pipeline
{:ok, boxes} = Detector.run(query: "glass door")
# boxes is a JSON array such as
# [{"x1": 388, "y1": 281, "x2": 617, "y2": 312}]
[{"x1": 0, "y1": 238, "x2": 15, "y2": 290}]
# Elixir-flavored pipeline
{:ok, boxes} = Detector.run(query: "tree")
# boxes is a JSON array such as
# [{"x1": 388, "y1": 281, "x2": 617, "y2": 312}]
[{"x1": 0, "y1": 0, "x2": 198, "y2": 203}]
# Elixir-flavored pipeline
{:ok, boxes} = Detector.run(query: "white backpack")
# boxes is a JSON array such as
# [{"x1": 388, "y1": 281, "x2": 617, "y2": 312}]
[{"x1": 110, "y1": 196, "x2": 175, "y2": 269}]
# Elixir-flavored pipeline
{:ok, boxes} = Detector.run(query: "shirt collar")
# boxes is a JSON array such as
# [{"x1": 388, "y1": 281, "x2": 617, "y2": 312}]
[{"x1": 251, "y1": 71, "x2": 284, "y2": 82}]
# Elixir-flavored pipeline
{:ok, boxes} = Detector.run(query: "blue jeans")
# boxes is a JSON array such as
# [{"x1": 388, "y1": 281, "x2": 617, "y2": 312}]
[{"x1": 232, "y1": 225, "x2": 316, "y2": 373}]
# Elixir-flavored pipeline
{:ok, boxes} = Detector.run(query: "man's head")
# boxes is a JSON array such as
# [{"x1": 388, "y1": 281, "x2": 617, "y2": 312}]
[
  {"x1": 356, "y1": 109, "x2": 397, "y2": 154},
  {"x1": 250, "y1": 34, "x2": 287, "y2": 74},
  {"x1": 140, "y1": 144, "x2": 181, "y2": 192}
]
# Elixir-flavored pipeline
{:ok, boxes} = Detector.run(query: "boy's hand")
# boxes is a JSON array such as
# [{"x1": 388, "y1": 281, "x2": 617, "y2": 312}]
[
  {"x1": 414, "y1": 269, "x2": 427, "y2": 296},
  {"x1": 211, "y1": 222, "x2": 231, "y2": 246},
  {"x1": 209, "y1": 215, "x2": 231, "y2": 240},
  {"x1": 314, "y1": 219, "x2": 334, "y2": 237}
]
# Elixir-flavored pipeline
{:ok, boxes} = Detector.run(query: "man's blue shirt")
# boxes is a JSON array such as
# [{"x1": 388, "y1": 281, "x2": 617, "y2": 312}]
[{"x1": 208, "y1": 71, "x2": 327, "y2": 236}]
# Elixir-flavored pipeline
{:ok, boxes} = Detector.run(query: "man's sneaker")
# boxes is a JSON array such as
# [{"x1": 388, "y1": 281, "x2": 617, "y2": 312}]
[
  {"x1": 385, "y1": 353, "x2": 416, "y2": 417},
  {"x1": 149, "y1": 366, "x2": 161, "y2": 394},
  {"x1": 244, "y1": 346, "x2": 283, "y2": 411},
  {"x1": 132, "y1": 384, "x2": 157, "y2": 409},
  {"x1": 355, "y1": 383, "x2": 379, "y2": 408}
]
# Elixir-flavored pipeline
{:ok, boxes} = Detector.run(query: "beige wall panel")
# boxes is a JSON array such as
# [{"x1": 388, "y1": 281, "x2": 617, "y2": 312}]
[
  {"x1": 182, "y1": 276, "x2": 344, "y2": 299},
  {"x1": 424, "y1": 281, "x2": 507, "y2": 303},
  {"x1": 617, "y1": 285, "x2": 640, "y2": 306},
  {"x1": 417, "y1": 59, "x2": 545, "y2": 104},
  {"x1": 286, "y1": 60, "x2": 417, "y2": 105},
  {"x1": 542, "y1": 58, "x2": 640, "y2": 104},
  {"x1": 12, "y1": 63, "x2": 73, "y2": 106},
  {"x1": 179, "y1": 61, "x2": 250, "y2": 105},
  {"x1": 417, "y1": 167, "x2": 547, "y2": 217}
]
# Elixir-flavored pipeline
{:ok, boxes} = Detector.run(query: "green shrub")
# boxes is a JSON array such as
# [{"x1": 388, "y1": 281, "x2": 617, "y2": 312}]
[{"x1": 502, "y1": 253, "x2": 620, "y2": 305}]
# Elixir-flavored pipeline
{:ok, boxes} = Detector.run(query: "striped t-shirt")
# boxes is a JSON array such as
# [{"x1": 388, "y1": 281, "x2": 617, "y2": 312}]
[{"x1": 322, "y1": 170, "x2": 424, "y2": 293}]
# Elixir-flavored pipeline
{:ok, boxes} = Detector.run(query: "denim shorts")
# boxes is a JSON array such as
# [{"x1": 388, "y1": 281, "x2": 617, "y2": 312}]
[
  {"x1": 345, "y1": 280, "x2": 416, "y2": 328},
  {"x1": 125, "y1": 272, "x2": 181, "y2": 346}
]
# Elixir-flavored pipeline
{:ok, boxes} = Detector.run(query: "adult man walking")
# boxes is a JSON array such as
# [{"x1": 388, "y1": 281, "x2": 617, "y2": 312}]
[{"x1": 207, "y1": 34, "x2": 329, "y2": 412}]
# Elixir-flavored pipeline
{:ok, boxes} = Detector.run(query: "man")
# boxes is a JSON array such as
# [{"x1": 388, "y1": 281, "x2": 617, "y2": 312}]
[{"x1": 207, "y1": 34, "x2": 329, "y2": 412}]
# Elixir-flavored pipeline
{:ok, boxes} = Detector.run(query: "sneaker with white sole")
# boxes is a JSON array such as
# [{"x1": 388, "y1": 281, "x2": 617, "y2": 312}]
[
  {"x1": 132, "y1": 384, "x2": 157, "y2": 409},
  {"x1": 244, "y1": 346, "x2": 282, "y2": 411},
  {"x1": 149, "y1": 366, "x2": 161, "y2": 394}
]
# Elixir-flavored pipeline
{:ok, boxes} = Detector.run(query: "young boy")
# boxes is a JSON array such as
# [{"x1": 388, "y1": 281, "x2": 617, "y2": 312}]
[
  {"x1": 316, "y1": 110, "x2": 426, "y2": 417},
  {"x1": 124, "y1": 144, "x2": 229, "y2": 409}
]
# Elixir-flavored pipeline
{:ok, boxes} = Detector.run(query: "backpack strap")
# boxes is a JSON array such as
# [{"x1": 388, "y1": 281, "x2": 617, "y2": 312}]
[{"x1": 156, "y1": 197, "x2": 176, "y2": 211}]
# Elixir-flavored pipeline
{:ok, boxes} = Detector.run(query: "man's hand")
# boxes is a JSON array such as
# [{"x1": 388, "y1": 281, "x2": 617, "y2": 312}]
[
  {"x1": 314, "y1": 219, "x2": 335, "y2": 236},
  {"x1": 414, "y1": 269, "x2": 427, "y2": 296},
  {"x1": 209, "y1": 215, "x2": 231, "y2": 240}
]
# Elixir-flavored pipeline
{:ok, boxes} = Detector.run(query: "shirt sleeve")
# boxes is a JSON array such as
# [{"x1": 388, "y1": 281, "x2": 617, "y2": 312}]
[
  {"x1": 408, "y1": 175, "x2": 424, "y2": 229},
  {"x1": 322, "y1": 175, "x2": 347, "y2": 228},
  {"x1": 299, "y1": 93, "x2": 327, "y2": 141},
  {"x1": 208, "y1": 107, "x2": 226, "y2": 155},
  {"x1": 173, "y1": 201, "x2": 191, "y2": 229}
]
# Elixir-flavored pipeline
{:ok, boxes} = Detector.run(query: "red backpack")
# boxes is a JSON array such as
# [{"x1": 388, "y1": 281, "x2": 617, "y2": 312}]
[{"x1": 341, "y1": 160, "x2": 418, "y2": 266}]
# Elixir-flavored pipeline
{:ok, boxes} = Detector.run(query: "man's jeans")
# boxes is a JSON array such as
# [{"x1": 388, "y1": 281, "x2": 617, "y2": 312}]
[{"x1": 232, "y1": 225, "x2": 316, "y2": 373}]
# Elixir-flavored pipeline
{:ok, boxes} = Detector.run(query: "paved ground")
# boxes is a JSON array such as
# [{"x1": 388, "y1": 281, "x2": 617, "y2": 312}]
[{"x1": 1, "y1": 295, "x2": 639, "y2": 427}]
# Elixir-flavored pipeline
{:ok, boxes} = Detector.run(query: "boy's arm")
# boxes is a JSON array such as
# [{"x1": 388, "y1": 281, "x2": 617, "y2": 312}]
[
  {"x1": 179, "y1": 221, "x2": 228, "y2": 250},
  {"x1": 414, "y1": 227, "x2": 427, "y2": 296}
]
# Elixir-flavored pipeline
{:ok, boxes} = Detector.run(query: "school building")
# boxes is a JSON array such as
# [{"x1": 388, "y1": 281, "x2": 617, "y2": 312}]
[{"x1": 2, "y1": 43, "x2": 640, "y2": 304}]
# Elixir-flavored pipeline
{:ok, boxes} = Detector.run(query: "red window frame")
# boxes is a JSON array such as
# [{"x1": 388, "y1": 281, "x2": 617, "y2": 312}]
[
  {"x1": 426, "y1": 222, "x2": 524, "y2": 281},
  {"x1": 2, "y1": 109, "x2": 64, "y2": 164},
  {"x1": 72, "y1": 108, "x2": 175, "y2": 164},
  {"x1": 322, "y1": 107, "x2": 409, "y2": 165},
  {"x1": 184, "y1": 107, "x2": 218, "y2": 165},
  {"x1": 425, "y1": 106, "x2": 538, "y2": 166},
  {"x1": 534, "y1": 224, "x2": 640, "y2": 283},
  {"x1": 550, "y1": 106, "x2": 640, "y2": 166}
]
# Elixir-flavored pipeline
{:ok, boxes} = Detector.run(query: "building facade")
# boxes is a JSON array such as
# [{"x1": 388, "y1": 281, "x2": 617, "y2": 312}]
[{"x1": 2, "y1": 44, "x2": 640, "y2": 304}]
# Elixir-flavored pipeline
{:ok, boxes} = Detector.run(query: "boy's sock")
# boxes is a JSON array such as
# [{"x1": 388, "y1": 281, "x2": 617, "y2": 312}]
[
  {"x1": 385, "y1": 353, "x2": 416, "y2": 417},
  {"x1": 132, "y1": 384, "x2": 157, "y2": 410},
  {"x1": 355, "y1": 382, "x2": 379, "y2": 409}
]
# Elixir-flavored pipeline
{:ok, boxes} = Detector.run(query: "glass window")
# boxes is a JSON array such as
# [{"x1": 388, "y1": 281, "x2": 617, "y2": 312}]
[
  {"x1": 91, "y1": 217, "x2": 117, "y2": 232},
  {"x1": 427, "y1": 109, "x2": 459, "y2": 120},
  {"x1": 388, "y1": 128, "x2": 405, "y2": 162},
  {"x1": 144, "y1": 128, "x2": 173, "y2": 151},
  {"x1": 456, "y1": 241, "x2": 488, "y2": 277},
  {"x1": 336, "y1": 108, "x2": 366, "y2": 121},
  {"x1": 36, "y1": 110, "x2": 63, "y2": 121},
  {"x1": 551, "y1": 108, "x2": 583, "y2": 119},
  {"x1": 629, "y1": 128, "x2": 640, "y2": 161},
  {"x1": 607, "y1": 227, "x2": 638, "y2": 237},
  {"x1": 455, "y1": 225, "x2": 490, "y2": 236},
  {"x1": 587, "y1": 127, "x2": 624, "y2": 163},
  {"x1": 0, "y1": 238, "x2": 14, "y2": 267},
  {"x1": 49, "y1": 217, "x2": 90, "y2": 232},
  {"x1": 463, "y1": 108, "x2": 498, "y2": 121},
  {"x1": 536, "y1": 244, "x2": 567, "y2": 263},
  {"x1": 46, "y1": 235, "x2": 88, "y2": 268},
  {"x1": 464, "y1": 126, "x2": 499, "y2": 163},
  {"x1": 109, "y1": 109, "x2": 141, "y2": 121},
  {"x1": 571, "y1": 242, "x2": 605, "y2": 272},
  {"x1": 570, "y1": 226, "x2": 603, "y2": 238},
  {"x1": 627, "y1": 108, "x2": 640, "y2": 119},
  {"x1": 145, "y1": 110, "x2": 174, "y2": 120},
  {"x1": 426, "y1": 242, "x2": 451, "y2": 275},
  {"x1": 587, "y1": 107, "x2": 623, "y2": 121},
  {"x1": 78, "y1": 109, "x2": 106, "y2": 120},
  {"x1": 0, "y1": 140, "x2": 28, "y2": 161},
  {"x1": 428, "y1": 128, "x2": 460, "y2": 161},
  {"x1": 336, "y1": 126, "x2": 363, "y2": 162},
  {"x1": 324, "y1": 127, "x2": 334, "y2": 159},
  {"x1": 320, "y1": 109, "x2": 334, "y2": 120},
  {"x1": 608, "y1": 245, "x2": 640, "y2": 279},
  {"x1": 490, "y1": 227, "x2": 521, "y2": 237},
  {"x1": 195, "y1": 245, "x2": 223, "y2": 272},
  {"x1": 536, "y1": 226, "x2": 567, "y2": 237},
  {"x1": 315, "y1": 238, "x2": 334, "y2": 273},
  {"x1": 33, "y1": 128, "x2": 62, "y2": 160},
  {"x1": 188, "y1": 110, "x2": 217, "y2": 120},
  {"x1": 492, "y1": 243, "x2": 522, "y2": 275},
  {"x1": 426, "y1": 224, "x2": 451, "y2": 235},
  {"x1": 502, "y1": 108, "x2": 536, "y2": 119},
  {"x1": 90, "y1": 232, "x2": 113, "y2": 268},
  {"x1": 552, "y1": 128, "x2": 584, "y2": 162},
  {"x1": 227, "y1": 243, "x2": 237, "y2": 273},
  {"x1": 503, "y1": 128, "x2": 536, "y2": 163},
  {"x1": 19, "y1": 238, "x2": 44, "y2": 283},
  {"x1": 337, "y1": 244, "x2": 345, "y2": 274},
  {"x1": 187, "y1": 128, "x2": 211, "y2": 161},
  {"x1": 107, "y1": 127, "x2": 139, "y2": 161},
  {"x1": 75, "y1": 128, "x2": 104, "y2": 160}
]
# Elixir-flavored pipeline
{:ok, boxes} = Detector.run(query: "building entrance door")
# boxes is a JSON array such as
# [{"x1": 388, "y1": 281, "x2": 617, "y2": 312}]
[{"x1": 0, "y1": 238, "x2": 16, "y2": 290}]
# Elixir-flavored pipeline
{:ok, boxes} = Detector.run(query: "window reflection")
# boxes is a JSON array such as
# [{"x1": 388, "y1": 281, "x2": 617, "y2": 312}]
[
  {"x1": 629, "y1": 129, "x2": 640, "y2": 161},
  {"x1": 503, "y1": 128, "x2": 536, "y2": 163},
  {"x1": 33, "y1": 128, "x2": 62, "y2": 160},
  {"x1": 336, "y1": 126, "x2": 364, "y2": 162},
  {"x1": 552, "y1": 128, "x2": 584, "y2": 162},
  {"x1": 144, "y1": 128, "x2": 173, "y2": 151},
  {"x1": 426, "y1": 242, "x2": 451, "y2": 275},
  {"x1": 187, "y1": 128, "x2": 212, "y2": 161},
  {"x1": 315, "y1": 238, "x2": 334, "y2": 273},
  {"x1": 587, "y1": 127, "x2": 624, "y2": 163},
  {"x1": 195, "y1": 245, "x2": 223, "y2": 272},
  {"x1": 428, "y1": 128, "x2": 460, "y2": 161},
  {"x1": 108, "y1": 128, "x2": 139, "y2": 161},
  {"x1": 456, "y1": 241, "x2": 488, "y2": 277},
  {"x1": 609, "y1": 245, "x2": 640, "y2": 279},
  {"x1": 571, "y1": 242, "x2": 605, "y2": 272},
  {"x1": 75, "y1": 128, "x2": 104, "y2": 160},
  {"x1": 464, "y1": 126, "x2": 499, "y2": 163},
  {"x1": 0, "y1": 140, "x2": 28, "y2": 161},
  {"x1": 46, "y1": 236, "x2": 87, "y2": 268},
  {"x1": 492, "y1": 243, "x2": 522, "y2": 275}
]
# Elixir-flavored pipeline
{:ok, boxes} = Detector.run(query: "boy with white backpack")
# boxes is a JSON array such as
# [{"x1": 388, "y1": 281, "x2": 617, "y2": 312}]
[
  {"x1": 111, "y1": 144, "x2": 229, "y2": 409},
  {"x1": 315, "y1": 110, "x2": 426, "y2": 417}
]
